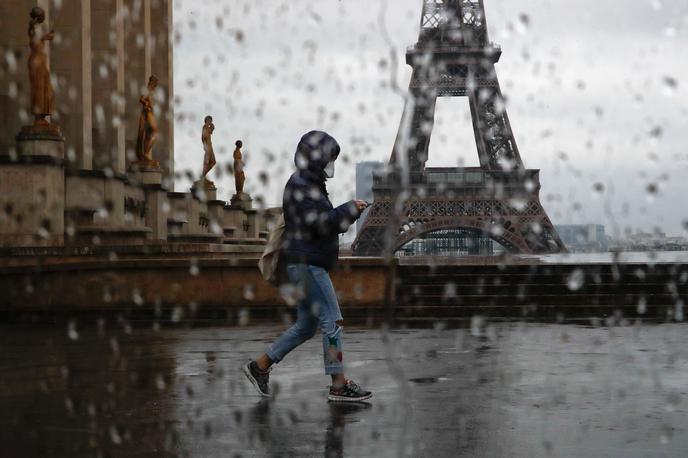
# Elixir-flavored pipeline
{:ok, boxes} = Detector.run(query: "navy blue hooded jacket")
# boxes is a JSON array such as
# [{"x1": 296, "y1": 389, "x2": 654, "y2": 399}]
[{"x1": 281, "y1": 131, "x2": 361, "y2": 271}]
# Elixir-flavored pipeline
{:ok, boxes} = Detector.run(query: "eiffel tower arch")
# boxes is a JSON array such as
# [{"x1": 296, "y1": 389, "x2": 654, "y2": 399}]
[{"x1": 352, "y1": 0, "x2": 566, "y2": 256}]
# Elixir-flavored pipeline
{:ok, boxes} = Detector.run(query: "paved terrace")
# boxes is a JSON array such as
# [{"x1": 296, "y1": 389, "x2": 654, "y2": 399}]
[{"x1": 1, "y1": 322, "x2": 687, "y2": 457}]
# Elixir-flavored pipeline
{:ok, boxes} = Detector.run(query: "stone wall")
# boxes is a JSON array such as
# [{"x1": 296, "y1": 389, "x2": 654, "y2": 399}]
[
  {"x1": 0, "y1": 258, "x2": 391, "y2": 322},
  {"x1": 0, "y1": 0, "x2": 173, "y2": 183}
]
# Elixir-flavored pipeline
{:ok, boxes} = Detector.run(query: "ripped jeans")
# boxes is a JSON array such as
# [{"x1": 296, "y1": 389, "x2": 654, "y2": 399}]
[{"x1": 266, "y1": 263, "x2": 344, "y2": 375}]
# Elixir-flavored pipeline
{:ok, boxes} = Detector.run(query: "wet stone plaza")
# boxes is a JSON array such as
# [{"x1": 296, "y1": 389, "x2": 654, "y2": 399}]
[{"x1": 1, "y1": 322, "x2": 688, "y2": 457}]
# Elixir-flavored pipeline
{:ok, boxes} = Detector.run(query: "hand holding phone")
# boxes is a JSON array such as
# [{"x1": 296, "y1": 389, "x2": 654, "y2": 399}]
[{"x1": 354, "y1": 200, "x2": 369, "y2": 212}]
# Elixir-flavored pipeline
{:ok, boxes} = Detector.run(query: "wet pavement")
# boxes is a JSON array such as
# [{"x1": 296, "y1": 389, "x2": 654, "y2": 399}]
[{"x1": 1, "y1": 321, "x2": 688, "y2": 457}]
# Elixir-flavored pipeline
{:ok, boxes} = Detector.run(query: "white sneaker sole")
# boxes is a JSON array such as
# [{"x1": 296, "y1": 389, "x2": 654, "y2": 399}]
[
  {"x1": 241, "y1": 363, "x2": 271, "y2": 397},
  {"x1": 327, "y1": 392, "x2": 372, "y2": 402}
]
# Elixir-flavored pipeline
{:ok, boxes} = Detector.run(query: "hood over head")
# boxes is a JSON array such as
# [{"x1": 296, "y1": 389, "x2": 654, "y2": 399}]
[{"x1": 294, "y1": 130, "x2": 340, "y2": 175}]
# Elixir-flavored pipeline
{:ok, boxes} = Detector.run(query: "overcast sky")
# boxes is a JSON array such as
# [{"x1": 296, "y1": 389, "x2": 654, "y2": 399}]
[{"x1": 172, "y1": 0, "x2": 688, "y2": 239}]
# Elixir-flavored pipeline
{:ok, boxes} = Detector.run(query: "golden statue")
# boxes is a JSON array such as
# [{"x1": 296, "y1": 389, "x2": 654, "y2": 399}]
[
  {"x1": 201, "y1": 116, "x2": 216, "y2": 180},
  {"x1": 26, "y1": 7, "x2": 57, "y2": 133},
  {"x1": 233, "y1": 140, "x2": 245, "y2": 195},
  {"x1": 134, "y1": 75, "x2": 159, "y2": 166}
]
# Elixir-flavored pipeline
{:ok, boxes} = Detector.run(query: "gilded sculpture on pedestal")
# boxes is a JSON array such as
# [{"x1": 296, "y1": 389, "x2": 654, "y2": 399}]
[
  {"x1": 134, "y1": 75, "x2": 160, "y2": 167},
  {"x1": 201, "y1": 115, "x2": 216, "y2": 180},
  {"x1": 24, "y1": 6, "x2": 60, "y2": 136},
  {"x1": 233, "y1": 140, "x2": 245, "y2": 195}
]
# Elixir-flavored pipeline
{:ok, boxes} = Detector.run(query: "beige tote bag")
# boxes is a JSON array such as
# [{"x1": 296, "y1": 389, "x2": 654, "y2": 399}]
[{"x1": 258, "y1": 214, "x2": 286, "y2": 286}]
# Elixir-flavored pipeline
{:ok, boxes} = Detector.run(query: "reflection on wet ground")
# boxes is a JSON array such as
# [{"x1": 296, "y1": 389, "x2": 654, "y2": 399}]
[{"x1": 1, "y1": 322, "x2": 688, "y2": 457}]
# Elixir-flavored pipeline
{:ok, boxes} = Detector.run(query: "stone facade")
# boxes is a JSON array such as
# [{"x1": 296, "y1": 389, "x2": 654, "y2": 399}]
[
  {"x1": 0, "y1": 0, "x2": 173, "y2": 176},
  {"x1": 0, "y1": 0, "x2": 275, "y2": 249}
]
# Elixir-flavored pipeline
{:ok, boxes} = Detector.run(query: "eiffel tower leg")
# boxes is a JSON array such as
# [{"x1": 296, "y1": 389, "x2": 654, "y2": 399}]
[
  {"x1": 390, "y1": 69, "x2": 437, "y2": 180},
  {"x1": 468, "y1": 71, "x2": 523, "y2": 171},
  {"x1": 509, "y1": 200, "x2": 567, "y2": 254},
  {"x1": 352, "y1": 199, "x2": 391, "y2": 256}
]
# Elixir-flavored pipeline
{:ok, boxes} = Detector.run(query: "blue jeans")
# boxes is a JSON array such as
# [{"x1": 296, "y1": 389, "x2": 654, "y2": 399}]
[{"x1": 266, "y1": 263, "x2": 344, "y2": 375}]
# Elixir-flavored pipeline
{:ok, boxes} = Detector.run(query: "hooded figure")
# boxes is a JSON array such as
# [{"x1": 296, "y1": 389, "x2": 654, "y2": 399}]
[
  {"x1": 282, "y1": 130, "x2": 361, "y2": 271},
  {"x1": 243, "y1": 130, "x2": 372, "y2": 403}
]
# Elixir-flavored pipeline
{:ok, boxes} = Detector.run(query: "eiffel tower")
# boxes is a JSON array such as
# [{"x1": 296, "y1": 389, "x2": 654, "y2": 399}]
[{"x1": 352, "y1": 0, "x2": 566, "y2": 256}]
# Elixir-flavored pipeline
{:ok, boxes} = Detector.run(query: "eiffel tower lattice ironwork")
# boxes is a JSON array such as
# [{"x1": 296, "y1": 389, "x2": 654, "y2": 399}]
[{"x1": 352, "y1": 0, "x2": 566, "y2": 256}]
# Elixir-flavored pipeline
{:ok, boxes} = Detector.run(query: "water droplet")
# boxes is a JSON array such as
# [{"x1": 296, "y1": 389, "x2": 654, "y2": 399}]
[
  {"x1": 508, "y1": 198, "x2": 527, "y2": 212},
  {"x1": 156, "y1": 374, "x2": 166, "y2": 390},
  {"x1": 171, "y1": 306, "x2": 183, "y2": 323},
  {"x1": 238, "y1": 308, "x2": 250, "y2": 326},
  {"x1": 471, "y1": 315, "x2": 485, "y2": 337},
  {"x1": 68, "y1": 321, "x2": 79, "y2": 341},
  {"x1": 109, "y1": 425, "x2": 122, "y2": 445},
  {"x1": 132, "y1": 289, "x2": 144, "y2": 306},
  {"x1": 443, "y1": 282, "x2": 457, "y2": 300},
  {"x1": 515, "y1": 13, "x2": 530, "y2": 34},
  {"x1": 279, "y1": 284, "x2": 301, "y2": 307},
  {"x1": 637, "y1": 297, "x2": 647, "y2": 315},
  {"x1": 661, "y1": 76, "x2": 678, "y2": 96},
  {"x1": 566, "y1": 269, "x2": 585, "y2": 291},
  {"x1": 648, "y1": 126, "x2": 663, "y2": 139},
  {"x1": 243, "y1": 284, "x2": 255, "y2": 301},
  {"x1": 664, "y1": 26, "x2": 677, "y2": 37},
  {"x1": 676, "y1": 301, "x2": 684, "y2": 321}
]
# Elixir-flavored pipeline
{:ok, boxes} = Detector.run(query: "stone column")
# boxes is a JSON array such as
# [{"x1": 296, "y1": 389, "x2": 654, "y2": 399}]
[
  {"x1": 245, "y1": 210, "x2": 260, "y2": 239},
  {"x1": 122, "y1": 0, "x2": 147, "y2": 168},
  {"x1": 143, "y1": 181, "x2": 168, "y2": 241},
  {"x1": 51, "y1": 0, "x2": 93, "y2": 170},
  {"x1": 90, "y1": 0, "x2": 126, "y2": 173},
  {"x1": 150, "y1": 0, "x2": 174, "y2": 188},
  {"x1": 122, "y1": 0, "x2": 173, "y2": 183}
]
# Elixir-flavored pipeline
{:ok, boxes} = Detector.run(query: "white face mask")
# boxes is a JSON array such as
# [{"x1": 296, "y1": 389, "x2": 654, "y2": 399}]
[{"x1": 324, "y1": 160, "x2": 335, "y2": 178}]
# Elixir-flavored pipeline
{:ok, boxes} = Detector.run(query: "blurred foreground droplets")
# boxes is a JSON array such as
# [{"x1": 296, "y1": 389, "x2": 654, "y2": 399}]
[
  {"x1": 189, "y1": 259, "x2": 200, "y2": 276},
  {"x1": 470, "y1": 315, "x2": 486, "y2": 337},
  {"x1": 109, "y1": 425, "x2": 123, "y2": 445},
  {"x1": 279, "y1": 283, "x2": 303, "y2": 307},
  {"x1": 516, "y1": 13, "x2": 531, "y2": 34},
  {"x1": 243, "y1": 284, "x2": 255, "y2": 301},
  {"x1": 238, "y1": 308, "x2": 250, "y2": 326},
  {"x1": 132, "y1": 288, "x2": 144, "y2": 306},
  {"x1": 68, "y1": 320, "x2": 79, "y2": 341},
  {"x1": 566, "y1": 268, "x2": 585, "y2": 291},
  {"x1": 637, "y1": 296, "x2": 648, "y2": 315},
  {"x1": 661, "y1": 76, "x2": 678, "y2": 97}
]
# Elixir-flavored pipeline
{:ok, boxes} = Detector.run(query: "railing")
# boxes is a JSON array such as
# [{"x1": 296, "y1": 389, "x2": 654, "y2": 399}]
[{"x1": 406, "y1": 42, "x2": 501, "y2": 53}]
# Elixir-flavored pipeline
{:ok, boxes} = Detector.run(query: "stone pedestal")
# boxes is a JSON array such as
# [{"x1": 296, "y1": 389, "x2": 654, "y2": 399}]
[
  {"x1": 230, "y1": 192, "x2": 253, "y2": 210},
  {"x1": 144, "y1": 185, "x2": 168, "y2": 241},
  {"x1": 127, "y1": 162, "x2": 168, "y2": 241},
  {"x1": 16, "y1": 128, "x2": 65, "y2": 159},
  {"x1": 245, "y1": 209, "x2": 260, "y2": 239},
  {"x1": 191, "y1": 179, "x2": 217, "y2": 201},
  {"x1": 0, "y1": 132, "x2": 66, "y2": 247},
  {"x1": 129, "y1": 163, "x2": 163, "y2": 186},
  {"x1": 207, "y1": 199, "x2": 226, "y2": 236}
]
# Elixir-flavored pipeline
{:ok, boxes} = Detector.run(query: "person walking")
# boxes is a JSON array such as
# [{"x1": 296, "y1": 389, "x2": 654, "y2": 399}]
[{"x1": 243, "y1": 131, "x2": 372, "y2": 402}]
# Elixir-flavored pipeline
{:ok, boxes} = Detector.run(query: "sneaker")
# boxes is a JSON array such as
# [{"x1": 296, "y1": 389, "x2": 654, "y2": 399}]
[
  {"x1": 242, "y1": 360, "x2": 271, "y2": 397},
  {"x1": 327, "y1": 380, "x2": 372, "y2": 402}
]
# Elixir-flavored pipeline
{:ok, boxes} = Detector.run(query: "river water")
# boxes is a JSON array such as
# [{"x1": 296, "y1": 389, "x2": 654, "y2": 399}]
[{"x1": 1, "y1": 322, "x2": 687, "y2": 457}]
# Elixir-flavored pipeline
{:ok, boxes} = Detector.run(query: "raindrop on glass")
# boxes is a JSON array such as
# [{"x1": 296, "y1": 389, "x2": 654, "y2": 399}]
[{"x1": 566, "y1": 269, "x2": 585, "y2": 291}]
